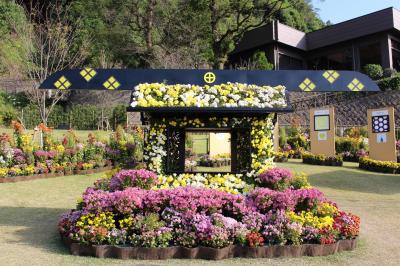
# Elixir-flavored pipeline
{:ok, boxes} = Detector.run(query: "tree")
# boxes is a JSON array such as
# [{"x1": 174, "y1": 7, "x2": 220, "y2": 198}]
[
  {"x1": 189, "y1": 0, "x2": 285, "y2": 69},
  {"x1": 276, "y1": 0, "x2": 324, "y2": 32},
  {"x1": 16, "y1": 1, "x2": 90, "y2": 126},
  {"x1": 0, "y1": 0, "x2": 27, "y2": 76},
  {"x1": 251, "y1": 50, "x2": 274, "y2": 70}
]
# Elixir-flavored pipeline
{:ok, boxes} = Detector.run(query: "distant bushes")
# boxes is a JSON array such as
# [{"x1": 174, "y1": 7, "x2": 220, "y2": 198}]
[
  {"x1": 302, "y1": 153, "x2": 343, "y2": 166},
  {"x1": 363, "y1": 64, "x2": 383, "y2": 80}
]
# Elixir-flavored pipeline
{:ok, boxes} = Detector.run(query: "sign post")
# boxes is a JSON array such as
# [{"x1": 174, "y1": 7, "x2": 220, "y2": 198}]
[
  {"x1": 310, "y1": 107, "x2": 335, "y2": 156},
  {"x1": 367, "y1": 107, "x2": 397, "y2": 162}
]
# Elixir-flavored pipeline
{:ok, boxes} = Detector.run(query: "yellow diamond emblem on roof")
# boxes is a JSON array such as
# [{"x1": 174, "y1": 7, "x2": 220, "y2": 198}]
[
  {"x1": 323, "y1": 70, "x2": 340, "y2": 84},
  {"x1": 103, "y1": 76, "x2": 120, "y2": 90},
  {"x1": 54, "y1": 76, "x2": 71, "y2": 90},
  {"x1": 80, "y1": 67, "x2": 97, "y2": 82},
  {"x1": 347, "y1": 78, "x2": 364, "y2": 91},
  {"x1": 299, "y1": 78, "x2": 316, "y2": 92}
]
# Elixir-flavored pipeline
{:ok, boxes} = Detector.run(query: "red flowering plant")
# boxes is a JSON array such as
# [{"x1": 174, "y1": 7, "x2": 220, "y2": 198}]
[
  {"x1": 334, "y1": 211, "x2": 360, "y2": 239},
  {"x1": 318, "y1": 227, "x2": 339, "y2": 244},
  {"x1": 246, "y1": 232, "x2": 264, "y2": 247}
]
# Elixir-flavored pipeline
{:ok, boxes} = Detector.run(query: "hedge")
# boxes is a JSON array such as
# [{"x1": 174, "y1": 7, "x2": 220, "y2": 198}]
[
  {"x1": 359, "y1": 157, "x2": 400, "y2": 174},
  {"x1": 302, "y1": 153, "x2": 343, "y2": 166},
  {"x1": 20, "y1": 104, "x2": 127, "y2": 130},
  {"x1": 377, "y1": 75, "x2": 400, "y2": 91}
]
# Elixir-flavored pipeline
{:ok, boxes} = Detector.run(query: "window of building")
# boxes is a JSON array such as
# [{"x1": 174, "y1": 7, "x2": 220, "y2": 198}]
[
  {"x1": 309, "y1": 48, "x2": 353, "y2": 70},
  {"x1": 278, "y1": 54, "x2": 304, "y2": 70},
  {"x1": 185, "y1": 130, "x2": 232, "y2": 173},
  {"x1": 359, "y1": 42, "x2": 381, "y2": 68},
  {"x1": 391, "y1": 39, "x2": 400, "y2": 71}
]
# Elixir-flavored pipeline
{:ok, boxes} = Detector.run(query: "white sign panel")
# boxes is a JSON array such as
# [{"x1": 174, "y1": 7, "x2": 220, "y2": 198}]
[
  {"x1": 377, "y1": 133, "x2": 387, "y2": 143},
  {"x1": 372, "y1": 110, "x2": 389, "y2": 117},
  {"x1": 314, "y1": 109, "x2": 329, "y2": 116},
  {"x1": 318, "y1": 131, "x2": 328, "y2": 141}
]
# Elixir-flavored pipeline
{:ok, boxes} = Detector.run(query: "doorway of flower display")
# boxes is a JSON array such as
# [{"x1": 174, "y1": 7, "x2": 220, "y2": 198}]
[{"x1": 40, "y1": 69, "x2": 377, "y2": 260}]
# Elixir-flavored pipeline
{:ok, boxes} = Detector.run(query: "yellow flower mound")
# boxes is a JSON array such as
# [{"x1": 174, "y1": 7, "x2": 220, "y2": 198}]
[
  {"x1": 0, "y1": 168, "x2": 8, "y2": 177},
  {"x1": 131, "y1": 83, "x2": 286, "y2": 108},
  {"x1": 287, "y1": 208, "x2": 336, "y2": 229},
  {"x1": 76, "y1": 212, "x2": 115, "y2": 230},
  {"x1": 157, "y1": 173, "x2": 254, "y2": 195}
]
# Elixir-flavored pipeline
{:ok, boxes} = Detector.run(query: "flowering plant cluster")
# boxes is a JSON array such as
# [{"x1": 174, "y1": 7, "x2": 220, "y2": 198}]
[
  {"x1": 59, "y1": 168, "x2": 360, "y2": 248},
  {"x1": 130, "y1": 83, "x2": 286, "y2": 108},
  {"x1": 0, "y1": 124, "x2": 143, "y2": 179},
  {"x1": 302, "y1": 153, "x2": 343, "y2": 167}
]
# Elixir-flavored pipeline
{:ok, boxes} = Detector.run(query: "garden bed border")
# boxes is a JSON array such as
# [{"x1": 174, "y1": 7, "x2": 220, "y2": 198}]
[
  {"x1": 0, "y1": 166, "x2": 113, "y2": 183},
  {"x1": 60, "y1": 234, "x2": 358, "y2": 260}
]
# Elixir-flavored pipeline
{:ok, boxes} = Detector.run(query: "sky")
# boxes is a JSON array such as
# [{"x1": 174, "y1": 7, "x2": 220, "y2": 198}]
[{"x1": 312, "y1": 0, "x2": 400, "y2": 24}]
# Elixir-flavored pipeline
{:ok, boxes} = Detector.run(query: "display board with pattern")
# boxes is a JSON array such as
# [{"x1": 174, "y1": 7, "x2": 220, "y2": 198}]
[{"x1": 372, "y1": 115, "x2": 390, "y2": 133}]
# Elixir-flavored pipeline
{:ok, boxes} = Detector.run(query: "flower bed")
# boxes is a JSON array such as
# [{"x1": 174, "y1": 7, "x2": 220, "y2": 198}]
[
  {"x1": 302, "y1": 153, "x2": 343, "y2": 167},
  {"x1": 130, "y1": 83, "x2": 286, "y2": 108},
  {"x1": 359, "y1": 157, "x2": 400, "y2": 174},
  {"x1": 0, "y1": 165, "x2": 113, "y2": 183},
  {"x1": 0, "y1": 123, "x2": 143, "y2": 182},
  {"x1": 273, "y1": 152, "x2": 289, "y2": 162},
  {"x1": 58, "y1": 168, "x2": 360, "y2": 260}
]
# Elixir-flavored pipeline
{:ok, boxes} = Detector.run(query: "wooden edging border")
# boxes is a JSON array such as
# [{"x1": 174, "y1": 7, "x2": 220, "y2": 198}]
[
  {"x1": 0, "y1": 166, "x2": 113, "y2": 183},
  {"x1": 61, "y1": 235, "x2": 358, "y2": 260}
]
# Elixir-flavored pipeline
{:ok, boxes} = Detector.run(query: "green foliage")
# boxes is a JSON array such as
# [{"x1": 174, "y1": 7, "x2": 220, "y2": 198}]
[
  {"x1": 363, "y1": 64, "x2": 383, "y2": 80},
  {"x1": 290, "y1": 172, "x2": 310, "y2": 189},
  {"x1": 335, "y1": 137, "x2": 366, "y2": 154},
  {"x1": 0, "y1": 90, "x2": 17, "y2": 126},
  {"x1": 19, "y1": 104, "x2": 126, "y2": 130},
  {"x1": 0, "y1": 0, "x2": 28, "y2": 75},
  {"x1": 279, "y1": 126, "x2": 287, "y2": 147},
  {"x1": 383, "y1": 68, "x2": 397, "y2": 78},
  {"x1": 276, "y1": 0, "x2": 325, "y2": 32},
  {"x1": 251, "y1": 51, "x2": 274, "y2": 70},
  {"x1": 377, "y1": 74, "x2": 400, "y2": 91},
  {"x1": 287, "y1": 135, "x2": 309, "y2": 150}
]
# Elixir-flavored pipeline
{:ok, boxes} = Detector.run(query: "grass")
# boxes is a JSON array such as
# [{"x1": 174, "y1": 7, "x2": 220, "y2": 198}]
[{"x1": 0, "y1": 160, "x2": 400, "y2": 265}]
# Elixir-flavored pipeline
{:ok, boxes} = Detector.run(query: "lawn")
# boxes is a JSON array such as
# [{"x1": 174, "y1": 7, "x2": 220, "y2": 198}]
[{"x1": 0, "y1": 160, "x2": 400, "y2": 265}]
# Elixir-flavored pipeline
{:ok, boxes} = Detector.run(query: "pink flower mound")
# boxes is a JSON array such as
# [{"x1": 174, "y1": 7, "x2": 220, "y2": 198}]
[
  {"x1": 294, "y1": 188, "x2": 325, "y2": 210},
  {"x1": 247, "y1": 188, "x2": 297, "y2": 213},
  {"x1": 110, "y1": 169, "x2": 158, "y2": 191},
  {"x1": 111, "y1": 188, "x2": 145, "y2": 215},
  {"x1": 81, "y1": 188, "x2": 113, "y2": 213},
  {"x1": 257, "y1": 167, "x2": 293, "y2": 186}
]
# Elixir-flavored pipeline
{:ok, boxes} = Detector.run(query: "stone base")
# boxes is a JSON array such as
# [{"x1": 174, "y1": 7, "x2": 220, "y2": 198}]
[{"x1": 61, "y1": 234, "x2": 358, "y2": 260}]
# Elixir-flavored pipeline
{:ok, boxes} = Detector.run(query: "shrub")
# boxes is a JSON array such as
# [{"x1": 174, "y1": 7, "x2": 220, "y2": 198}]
[
  {"x1": 256, "y1": 167, "x2": 293, "y2": 191},
  {"x1": 251, "y1": 50, "x2": 274, "y2": 70},
  {"x1": 359, "y1": 157, "x2": 400, "y2": 174},
  {"x1": 287, "y1": 135, "x2": 309, "y2": 150},
  {"x1": 290, "y1": 172, "x2": 311, "y2": 189},
  {"x1": 363, "y1": 64, "x2": 383, "y2": 80},
  {"x1": 383, "y1": 68, "x2": 397, "y2": 78},
  {"x1": 335, "y1": 137, "x2": 366, "y2": 154},
  {"x1": 109, "y1": 169, "x2": 158, "y2": 191},
  {"x1": 302, "y1": 153, "x2": 343, "y2": 166},
  {"x1": 377, "y1": 74, "x2": 400, "y2": 91}
]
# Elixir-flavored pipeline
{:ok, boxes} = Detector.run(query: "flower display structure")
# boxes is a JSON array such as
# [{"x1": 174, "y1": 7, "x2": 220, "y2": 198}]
[
  {"x1": 59, "y1": 168, "x2": 360, "y2": 254},
  {"x1": 144, "y1": 115, "x2": 276, "y2": 191},
  {"x1": 130, "y1": 83, "x2": 287, "y2": 108}
]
